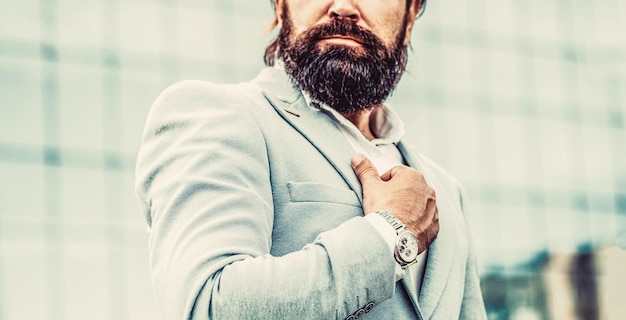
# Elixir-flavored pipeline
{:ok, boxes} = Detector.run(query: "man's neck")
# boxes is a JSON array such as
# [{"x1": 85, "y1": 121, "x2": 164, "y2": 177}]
[{"x1": 341, "y1": 109, "x2": 377, "y2": 141}]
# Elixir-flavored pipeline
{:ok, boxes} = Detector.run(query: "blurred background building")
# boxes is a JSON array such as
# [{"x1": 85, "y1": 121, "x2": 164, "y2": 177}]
[{"x1": 0, "y1": 0, "x2": 624, "y2": 319}]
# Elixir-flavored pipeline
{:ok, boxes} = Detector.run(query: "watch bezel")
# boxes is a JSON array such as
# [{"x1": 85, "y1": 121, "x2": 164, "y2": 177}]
[{"x1": 394, "y1": 229, "x2": 419, "y2": 265}]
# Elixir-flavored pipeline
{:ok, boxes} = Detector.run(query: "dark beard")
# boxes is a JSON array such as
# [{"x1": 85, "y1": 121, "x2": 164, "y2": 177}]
[{"x1": 278, "y1": 13, "x2": 408, "y2": 114}]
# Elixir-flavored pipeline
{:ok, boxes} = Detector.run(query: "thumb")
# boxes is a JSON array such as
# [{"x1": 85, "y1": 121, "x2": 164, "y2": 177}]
[{"x1": 351, "y1": 154, "x2": 380, "y2": 184}]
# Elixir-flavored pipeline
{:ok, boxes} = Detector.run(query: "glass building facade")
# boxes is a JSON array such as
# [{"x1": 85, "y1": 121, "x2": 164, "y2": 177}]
[{"x1": 0, "y1": 0, "x2": 624, "y2": 319}]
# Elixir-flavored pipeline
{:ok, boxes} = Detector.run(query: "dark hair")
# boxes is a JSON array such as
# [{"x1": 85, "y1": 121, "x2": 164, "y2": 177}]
[{"x1": 264, "y1": 0, "x2": 426, "y2": 66}]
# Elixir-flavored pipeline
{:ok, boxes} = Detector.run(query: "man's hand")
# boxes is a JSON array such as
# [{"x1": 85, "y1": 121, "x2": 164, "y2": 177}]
[{"x1": 351, "y1": 154, "x2": 439, "y2": 254}]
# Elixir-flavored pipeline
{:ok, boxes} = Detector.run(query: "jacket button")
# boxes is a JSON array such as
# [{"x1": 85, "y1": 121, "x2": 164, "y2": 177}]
[
  {"x1": 354, "y1": 309, "x2": 365, "y2": 318},
  {"x1": 364, "y1": 302, "x2": 375, "y2": 313},
  {"x1": 345, "y1": 316, "x2": 355, "y2": 320}
]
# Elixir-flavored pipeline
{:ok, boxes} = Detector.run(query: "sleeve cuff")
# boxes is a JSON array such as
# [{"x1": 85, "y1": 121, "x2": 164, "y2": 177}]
[{"x1": 364, "y1": 213, "x2": 406, "y2": 281}]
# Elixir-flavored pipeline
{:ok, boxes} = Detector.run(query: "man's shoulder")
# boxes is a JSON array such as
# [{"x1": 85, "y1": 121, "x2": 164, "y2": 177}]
[
  {"x1": 143, "y1": 78, "x2": 275, "y2": 129},
  {"x1": 153, "y1": 67, "x2": 293, "y2": 107}
]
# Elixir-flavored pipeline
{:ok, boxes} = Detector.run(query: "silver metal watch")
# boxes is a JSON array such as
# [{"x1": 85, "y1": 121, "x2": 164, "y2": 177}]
[{"x1": 375, "y1": 210, "x2": 419, "y2": 269}]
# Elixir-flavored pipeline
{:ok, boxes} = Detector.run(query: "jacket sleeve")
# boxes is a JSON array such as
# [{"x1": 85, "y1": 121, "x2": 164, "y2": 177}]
[
  {"x1": 134, "y1": 81, "x2": 396, "y2": 320},
  {"x1": 457, "y1": 183, "x2": 488, "y2": 319}
]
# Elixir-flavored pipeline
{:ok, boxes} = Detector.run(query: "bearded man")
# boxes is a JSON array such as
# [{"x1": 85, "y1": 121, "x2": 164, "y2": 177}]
[{"x1": 135, "y1": 0, "x2": 487, "y2": 319}]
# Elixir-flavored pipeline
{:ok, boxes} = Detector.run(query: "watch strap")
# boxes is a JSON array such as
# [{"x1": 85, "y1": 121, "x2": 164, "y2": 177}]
[{"x1": 375, "y1": 210, "x2": 406, "y2": 233}]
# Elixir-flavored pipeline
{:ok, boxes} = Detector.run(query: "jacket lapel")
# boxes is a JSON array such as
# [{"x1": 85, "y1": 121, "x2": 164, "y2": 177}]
[
  {"x1": 254, "y1": 67, "x2": 364, "y2": 204},
  {"x1": 398, "y1": 142, "x2": 458, "y2": 319}
]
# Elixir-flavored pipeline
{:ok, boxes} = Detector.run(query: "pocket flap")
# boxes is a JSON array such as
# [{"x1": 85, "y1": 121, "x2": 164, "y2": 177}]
[{"x1": 287, "y1": 182, "x2": 361, "y2": 208}]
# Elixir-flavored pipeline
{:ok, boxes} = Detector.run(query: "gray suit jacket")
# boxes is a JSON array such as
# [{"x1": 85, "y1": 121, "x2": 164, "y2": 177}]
[{"x1": 135, "y1": 67, "x2": 487, "y2": 319}]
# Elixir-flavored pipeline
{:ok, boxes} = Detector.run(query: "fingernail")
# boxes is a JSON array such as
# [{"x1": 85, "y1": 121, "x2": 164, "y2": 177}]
[{"x1": 351, "y1": 153, "x2": 365, "y2": 167}]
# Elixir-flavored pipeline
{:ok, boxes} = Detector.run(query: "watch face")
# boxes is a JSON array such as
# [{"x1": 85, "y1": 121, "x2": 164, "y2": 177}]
[{"x1": 396, "y1": 231, "x2": 419, "y2": 263}]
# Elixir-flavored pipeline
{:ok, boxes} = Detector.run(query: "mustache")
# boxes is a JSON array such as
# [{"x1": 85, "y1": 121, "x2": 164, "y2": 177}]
[{"x1": 301, "y1": 19, "x2": 384, "y2": 49}]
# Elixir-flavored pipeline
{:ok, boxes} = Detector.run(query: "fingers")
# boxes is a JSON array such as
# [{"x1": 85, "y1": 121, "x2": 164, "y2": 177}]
[
  {"x1": 380, "y1": 166, "x2": 404, "y2": 181},
  {"x1": 351, "y1": 152, "x2": 440, "y2": 253},
  {"x1": 351, "y1": 154, "x2": 381, "y2": 184},
  {"x1": 416, "y1": 204, "x2": 439, "y2": 255}
]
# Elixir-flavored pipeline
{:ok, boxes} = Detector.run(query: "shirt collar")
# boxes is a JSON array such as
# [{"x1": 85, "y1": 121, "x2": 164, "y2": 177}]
[
  {"x1": 273, "y1": 61, "x2": 406, "y2": 144},
  {"x1": 302, "y1": 93, "x2": 406, "y2": 145}
]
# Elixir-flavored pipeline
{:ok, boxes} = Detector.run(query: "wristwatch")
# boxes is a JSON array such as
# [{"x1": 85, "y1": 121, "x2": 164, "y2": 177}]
[{"x1": 375, "y1": 210, "x2": 419, "y2": 269}]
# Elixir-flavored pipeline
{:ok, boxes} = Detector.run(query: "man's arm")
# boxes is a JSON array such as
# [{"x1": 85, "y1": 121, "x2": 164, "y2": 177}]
[{"x1": 135, "y1": 81, "x2": 397, "y2": 319}]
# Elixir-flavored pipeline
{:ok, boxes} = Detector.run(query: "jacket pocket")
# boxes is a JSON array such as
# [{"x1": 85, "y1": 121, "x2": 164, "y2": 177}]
[{"x1": 287, "y1": 182, "x2": 361, "y2": 208}]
